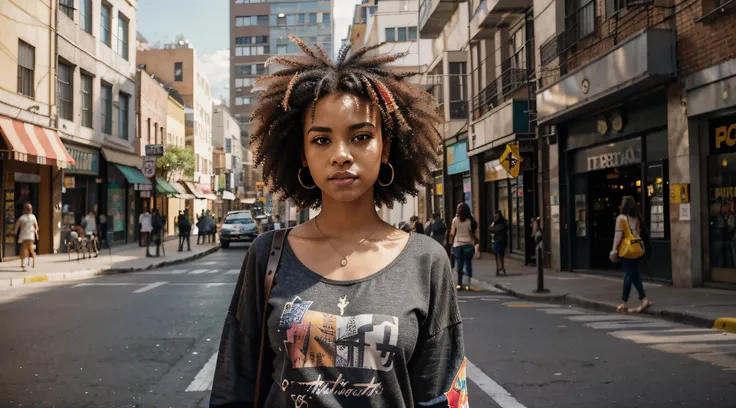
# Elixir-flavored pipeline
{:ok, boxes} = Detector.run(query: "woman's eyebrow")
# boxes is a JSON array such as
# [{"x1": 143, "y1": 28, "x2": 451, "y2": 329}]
[
  {"x1": 348, "y1": 122, "x2": 376, "y2": 131},
  {"x1": 307, "y1": 126, "x2": 332, "y2": 133}
]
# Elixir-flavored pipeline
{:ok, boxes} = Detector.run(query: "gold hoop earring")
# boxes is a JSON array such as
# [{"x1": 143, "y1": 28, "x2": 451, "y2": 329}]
[
  {"x1": 298, "y1": 167, "x2": 317, "y2": 190},
  {"x1": 378, "y1": 162, "x2": 394, "y2": 187}
]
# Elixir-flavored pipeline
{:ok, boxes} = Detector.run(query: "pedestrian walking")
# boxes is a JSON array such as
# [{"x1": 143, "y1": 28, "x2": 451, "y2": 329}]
[
  {"x1": 427, "y1": 212, "x2": 447, "y2": 245},
  {"x1": 489, "y1": 211, "x2": 509, "y2": 276},
  {"x1": 211, "y1": 37, "x2": 467, "y2": 408},
  {"x1": 149, "y1": 208, "x2": 164, "y2": 257},
  {"x1": 610, "y1": 196, "x2": 652, "y2": 314},
  {"x1": 178, "y1": 210, "x2": 192, "y2": 252},
  {"x1": 139, "y1": 208, "x2": 152, "y2": 247},
  {"x1": 196, "y1": 210, "x2": 206, "y2": 245},
  {"x1": 81, "y1": 211, "x2": 98, "y2": 257},
  {"x1": 410, "y1": 215, "x2": 424, "y2": 234},
  {"x1": 449, "y1": 202, "x2": 479, "y2": 290},
  {"x1": 15, "y1": 203, "x2": 38, "y2": 271}
]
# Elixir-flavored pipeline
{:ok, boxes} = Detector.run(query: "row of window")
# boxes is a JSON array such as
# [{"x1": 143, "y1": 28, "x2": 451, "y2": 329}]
[
  {"x1": 234, "y1": 0, "x2": 266, "y2": 3},
  {"x1": 235, "y1": 15, "x2": 269, "y2": 27},
  {"x1": 234, "y1": 78, "x2": 254, "y2": 88},
  {"x1": 235, "y1": 45, "x2": 269, "y2": 57},
  {"x1": 59, "y1": 0, "x2": 129, "y2": 60},
  {"x1": 235, "y1": 35, "x2": 269, "y2": 45},
  {"x1": 235, "y1": 13, "x2": 330, "y2": 27},
  {"x1": 235, "y1": 97, "x2": 253, "y2": 106},
  {"x1": 385, "y1": 26, "x2": 418, "y2": 42},
  {"x1": 235, "y1": 64, "x2": 266, "y2": 76}
]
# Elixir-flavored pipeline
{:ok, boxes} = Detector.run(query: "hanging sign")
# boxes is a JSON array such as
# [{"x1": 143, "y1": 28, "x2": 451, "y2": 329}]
[{"x1": 500, "y1": 143, "x2": 522, "y2": 178}]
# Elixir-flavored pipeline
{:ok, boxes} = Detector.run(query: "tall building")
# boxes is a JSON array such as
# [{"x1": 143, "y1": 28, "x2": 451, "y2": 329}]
[
  {"x1": 213, "y1": 104, "x2": 242, "y2": 216},
  {"x1": 229, "y1": 0, "x2": 333, "y2": 219},
  {"x1": 346, "y1": 0, "x2": 377, "y2": 50},
  {"x1": 137, "y1": 38, "x2": 215, "y2": 217}
]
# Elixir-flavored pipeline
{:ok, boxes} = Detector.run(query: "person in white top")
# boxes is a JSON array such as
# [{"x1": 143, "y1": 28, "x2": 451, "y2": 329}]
[
  {"x1": 15, "y1": 203, "x2": 39, "y2": 271},
  {"x1": 449, "y1": 202, "x2": 479, "y2": 290},
  {"x1": 611, "y1": 196, "x2": 652, "y2": 314},
  {"x1": 139, "y1": 209, "x2": 153, "y2": 247}
]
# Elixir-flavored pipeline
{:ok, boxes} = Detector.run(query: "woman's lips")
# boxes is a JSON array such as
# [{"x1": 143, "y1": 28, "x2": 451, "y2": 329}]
[{"x1": 330, "y1": 177, "x2": 357, "y2": 187}]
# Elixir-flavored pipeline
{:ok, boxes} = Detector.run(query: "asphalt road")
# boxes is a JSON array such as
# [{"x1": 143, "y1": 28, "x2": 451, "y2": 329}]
[{"x1": 0, "y1": 245, "x2": 734, "y2": 408}]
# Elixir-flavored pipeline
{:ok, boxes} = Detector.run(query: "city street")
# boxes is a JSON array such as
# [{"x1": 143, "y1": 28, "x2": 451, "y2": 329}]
[{"x1": 1, "y1": 247, "x2": 735, "y2": 408}]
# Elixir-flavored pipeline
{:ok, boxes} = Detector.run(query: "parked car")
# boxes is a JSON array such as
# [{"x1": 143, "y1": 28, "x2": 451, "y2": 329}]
[{"x1": 219, "y1": 212, "x2": 258, "y2": 249}]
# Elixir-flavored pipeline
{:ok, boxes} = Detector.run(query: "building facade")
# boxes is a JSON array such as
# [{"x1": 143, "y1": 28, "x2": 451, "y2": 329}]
[{"x1": 213, "y1": 104, "x2": 240, "y2": 216}]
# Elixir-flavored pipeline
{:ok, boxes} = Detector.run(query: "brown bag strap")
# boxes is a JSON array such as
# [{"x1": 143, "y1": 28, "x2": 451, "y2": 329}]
[{"x1": 254, "y1": 229, "x2": 288, "y2": 408}]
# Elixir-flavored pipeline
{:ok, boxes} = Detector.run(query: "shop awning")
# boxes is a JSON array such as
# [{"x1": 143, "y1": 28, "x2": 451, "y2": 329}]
[
  {"x1": 222, "y1": 191, "x2": 236, "y2": 200},
  {"x1": 116, "y1": 164, "x2": 151, "y2": 185},
  {"x1": 198, "y1": 183, "x2": 218, "y2": 201},
  {"x1": 155, "y1": 178, "x2": 178, "y2": 196},
  {"x1": 184, "y1": 181, "x2": 206, "y2": 199},
  {"x1": 0, "y1": 115, "x2": 75, "y2": 168},
  {"x1": 240, "y1": 198, "x2": 257, "y2": 205},
  {"x1": 171, "y1": 182, "x2": 196, "y2": 199},
  {"x1": 102, "y1": 148, "x2": 142, "y2": 169}
]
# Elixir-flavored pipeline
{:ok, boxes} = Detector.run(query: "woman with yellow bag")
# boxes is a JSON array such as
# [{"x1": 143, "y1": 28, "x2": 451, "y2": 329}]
[{"x1": 610, "y1": 196, "x2": 652, "y2": 314}]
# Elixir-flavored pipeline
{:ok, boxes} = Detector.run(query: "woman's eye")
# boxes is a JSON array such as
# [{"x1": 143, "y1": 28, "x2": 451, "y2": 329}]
[
  {"x1": 313, "y1": 137, "x2": 330, "y2": 145},
  {"x1": 353, "y1": 133, "x2": 372, "y2": 142}
]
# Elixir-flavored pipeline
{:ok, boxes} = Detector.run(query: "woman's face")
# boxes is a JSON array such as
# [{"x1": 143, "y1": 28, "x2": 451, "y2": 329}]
[{"x1": 302, "y1": 93, "x2": 385, "y2": 204}]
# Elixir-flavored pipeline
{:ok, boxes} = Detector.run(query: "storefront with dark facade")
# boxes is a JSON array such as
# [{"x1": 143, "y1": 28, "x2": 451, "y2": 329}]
[
  {"x1": 560, "y1": 91, "x2": 672, "y2": 281},
  {"x1": 62, "y1": 143, "x2": 101, "y2": 228},
  {"x1": 101, "y1": 149, "x2": 150, "y2": 244}
]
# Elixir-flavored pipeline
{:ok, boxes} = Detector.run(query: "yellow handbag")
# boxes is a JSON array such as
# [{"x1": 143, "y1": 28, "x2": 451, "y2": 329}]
[{"x1": 618, "y1": 218, "x2": 645, "y2": 259}]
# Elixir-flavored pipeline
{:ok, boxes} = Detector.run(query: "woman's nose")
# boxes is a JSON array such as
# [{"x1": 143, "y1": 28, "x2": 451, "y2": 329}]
[{"x1": 331, "y1": 141, "x2": 353, "y2": 165}]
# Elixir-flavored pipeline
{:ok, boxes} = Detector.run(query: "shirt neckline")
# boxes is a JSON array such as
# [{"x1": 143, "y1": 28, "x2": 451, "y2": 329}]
[{"x1": 283, "y1": 231, "x2": 416, "y2": 286}]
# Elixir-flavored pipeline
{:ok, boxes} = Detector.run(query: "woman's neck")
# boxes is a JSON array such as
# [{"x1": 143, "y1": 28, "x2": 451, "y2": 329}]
[{"x1": 317, "y1": 191, "x2": 382, "y2": 236}]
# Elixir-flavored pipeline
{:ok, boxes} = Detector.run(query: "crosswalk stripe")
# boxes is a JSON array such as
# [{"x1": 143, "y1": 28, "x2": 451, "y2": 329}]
[
  {"x1": 205, "y1": 269, "x2": 221, "y2": 274},
  {"x1": 186, "y1": 352, "x2": 218, "y2": 392},
  {"x1": 585, "y1": 321, "x2": 675, "y2": 330},
  {"x1": 610, "y1": 330, "x2": 736, "y2": 344},
  {"x1": 225, "y1": 269, "x2": 240, "y2": 275},
  {"x1": 138, "y1": 269, "x2": 188, "y2": 275},
  {"x1": 188, "y1": 269, "x2": 209, "y2": 274},
  {"x1": 539, "y1": 309, "x2": 588, "y2": 315},
  {"x1": 566, "y1": 315, "x2": 643, "y2": 322}
]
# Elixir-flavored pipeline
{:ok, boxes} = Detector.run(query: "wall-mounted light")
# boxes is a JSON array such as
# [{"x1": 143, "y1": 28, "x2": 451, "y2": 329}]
[
  {"x1": 278, "y1": 13, "x2": 285, "y2": 17},
  {"x1": 723, "y1": 159, "x2": 729, "y2": 168}
]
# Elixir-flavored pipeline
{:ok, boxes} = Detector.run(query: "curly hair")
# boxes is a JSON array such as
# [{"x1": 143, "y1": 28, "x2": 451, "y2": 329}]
[{"x1": 249, "y1": 35, "x2": 442, "y2": 209}]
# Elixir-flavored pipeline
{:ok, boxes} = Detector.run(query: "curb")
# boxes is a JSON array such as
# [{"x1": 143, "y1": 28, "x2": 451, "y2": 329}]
[
  {"x1": 2, "y1": 246, "x2": 220, "y2": 288},
  {"x1": 487, "y1": 280, "x2": 719, "y2": 331}
]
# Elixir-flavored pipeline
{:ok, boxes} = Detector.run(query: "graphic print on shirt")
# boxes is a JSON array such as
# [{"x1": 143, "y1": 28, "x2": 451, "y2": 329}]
[
  {"x1": 444, "y1": 358, "x2": 468, "y2": 408},
  {"x1": 278, "y1": 296, "x2": 400, "y2": 372}
]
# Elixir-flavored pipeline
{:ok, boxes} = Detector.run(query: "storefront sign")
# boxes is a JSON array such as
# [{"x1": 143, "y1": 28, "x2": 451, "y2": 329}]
[
  {"x1": 14, "y1": 173, "x2": 40, "y2": 183},
  {"x1": 484, "y1": 160, "x2": 507, "y2": 182},
  {"x1": 713, "y1": 120, "x2": 736, "y2": 153},
  {"x1": 573, "y1": 138, "x2": 642, "y2": 174},
  {"x1": 435, "y1": 183, "x2": 443, "y2": 196},
  {"x1": 256, "y1": 182, "x2": 265, "y2": 203},
  {"x1": 447, "y1": 141, "x2": 470, "y2": 175},
  {"x1": 670, "y1": 183, "x2": 690, "y2": 204},
  {"x1": 65, "y1": 147, "x2": 100, "y2": 175},
  {"x1": 4, "y1": 190, "x2": 15, "y2": 244},
  {"x1": 679, "y1": 203, "x2": 691, "y2": 221},
  {"x1": 140, "y1": 190, "x2": 151, "y2": 198},
  {"x1": 63, "y1": 175, "x2": 75, "y2": 189}
]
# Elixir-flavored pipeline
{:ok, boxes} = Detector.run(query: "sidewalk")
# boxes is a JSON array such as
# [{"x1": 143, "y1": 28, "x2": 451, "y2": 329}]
[
  {"x1": 0, "y1": 237, "x2": 220, "y2": 288},
  {"x1": 466, "y1": 253, "x2": 736, "y2": 333}
]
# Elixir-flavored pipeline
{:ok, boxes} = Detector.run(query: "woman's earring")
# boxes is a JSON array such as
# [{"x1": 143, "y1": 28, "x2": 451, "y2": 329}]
[
  {"x1": 298, "y1": 167, "x2": 317, "y2": 190},
  {"x1": 378, "y1": 162, "x2": 394, "y2": 187}
]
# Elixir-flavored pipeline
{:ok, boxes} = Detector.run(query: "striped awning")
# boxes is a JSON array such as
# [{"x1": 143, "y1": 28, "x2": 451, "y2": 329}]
[
  {"x1": 222, "y1": 191, "x2": 236, "y2": 201},
  {"x1": 197, "y1": 183, "x2": 217, "y2": 201},
  {"x1": 184, "y1": 181, "x2": 206, "y2": 199},
  {"x1": 0, "y1": 115, "x2": 75, "y2": 168},
  {"x1": 171, "y1": 182, "x2": 196, "y2": 199}
]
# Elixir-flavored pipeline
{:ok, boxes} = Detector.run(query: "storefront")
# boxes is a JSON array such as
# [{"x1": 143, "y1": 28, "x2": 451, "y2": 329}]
[
  {"x1": 101, "y1": 148, "x2": 150, "y2": 244},
  {"x1": 62, "y1": 143, "x2": 101, "y2": 228},
  {"x1": 444, "y1": 138, "x2": 471, "y2": 222},
  {"x1": 0, "y1": 115, "x2": 74, "y2": 259},
  {"x1": 562, "y1": 92, "x2": 672, "y2": 281}
]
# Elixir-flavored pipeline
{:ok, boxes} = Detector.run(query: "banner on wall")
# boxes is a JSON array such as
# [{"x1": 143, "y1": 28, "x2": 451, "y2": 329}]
[
  {"x1": 108, "y1": 181, "x2": 125, "y2": 232},
  {"x1": 500, "y1": 143, "x2": 522, "y2": 178},
  {"x1": 447, "y1": 141, "x2": 470, "y2": 175}
]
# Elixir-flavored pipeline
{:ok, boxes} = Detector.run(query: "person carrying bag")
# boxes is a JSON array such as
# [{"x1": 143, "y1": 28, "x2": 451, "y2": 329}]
[{"x1": 610, "y1": 196, "x2": 652, "y2": 314}]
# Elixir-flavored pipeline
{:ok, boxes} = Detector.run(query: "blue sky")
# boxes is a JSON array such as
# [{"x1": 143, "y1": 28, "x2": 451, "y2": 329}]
[{"x1": 137, "y1": 0, "x2": 361, "y2": 104}]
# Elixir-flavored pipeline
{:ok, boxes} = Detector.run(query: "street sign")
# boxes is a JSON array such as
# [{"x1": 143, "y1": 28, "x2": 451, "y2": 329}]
[
  {"x1": 140, "y1": 190, "x2": 151, "y2": 198},
  {"x1": 142, "y1": 156, "x2": 157, "y2": 179},
  {"x1": 145, "y1": 144, "x2": 165, "y2": 156}
]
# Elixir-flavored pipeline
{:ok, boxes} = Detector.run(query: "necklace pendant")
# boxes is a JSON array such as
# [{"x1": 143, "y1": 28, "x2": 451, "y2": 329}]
[{"x1": 340, "y1": 257, "x2": 348, "y2": 267}]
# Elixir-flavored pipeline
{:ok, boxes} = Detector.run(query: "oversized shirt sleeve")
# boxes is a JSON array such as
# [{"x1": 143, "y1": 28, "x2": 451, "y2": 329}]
[
  {"x1": 210, "y1": 236, "x2": 275, "y2": 407},
  {"x1": 408, "y1": 249, "x2": 467, "y2": 408}
]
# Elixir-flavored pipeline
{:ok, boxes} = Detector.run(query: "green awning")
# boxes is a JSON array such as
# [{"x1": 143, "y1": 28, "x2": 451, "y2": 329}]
[
  {"x1": 115, "y1": 164, "x2": 151, "y2": 185},
  {"x1": 155, "y1": 178, "x2": 178, "y2": 196}
]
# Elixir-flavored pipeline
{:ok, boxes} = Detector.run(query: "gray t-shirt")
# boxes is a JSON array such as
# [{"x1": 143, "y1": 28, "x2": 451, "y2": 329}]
[{"x1": 211, "y1": 230, "x2": 467, "y2": 408}]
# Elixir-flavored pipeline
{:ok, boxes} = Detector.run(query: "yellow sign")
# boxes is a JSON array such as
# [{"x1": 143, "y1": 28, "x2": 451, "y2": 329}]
[
  {"x1": 256, "y1": 182, "x2": 266, "y2": 203},
  {"x1": 670, "y1": 183, "x2": 690, "y2": 204},
  {"x1": 435, "y1": 183, "x2": 443, "y2": 196},
  {"x1": 500, "y1": 143, "x2": 522, "y2": 178}
]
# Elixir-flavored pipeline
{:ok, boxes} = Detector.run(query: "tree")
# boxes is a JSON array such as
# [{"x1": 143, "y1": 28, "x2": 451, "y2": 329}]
[{"x1": 157, "y1": 145, "x2": 194, "y2": 182}]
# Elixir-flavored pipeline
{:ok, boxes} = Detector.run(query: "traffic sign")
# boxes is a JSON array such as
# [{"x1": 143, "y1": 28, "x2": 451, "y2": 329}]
[
  {"x1": 145, "y1": 144, "x2": 165, "y2": 156},
  {"x1": 142, "y1": 156, "x2": 157, "y2": 179}
]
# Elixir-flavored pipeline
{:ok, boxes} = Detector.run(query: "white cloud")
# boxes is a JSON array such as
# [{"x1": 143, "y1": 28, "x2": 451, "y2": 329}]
[
  {"x1": 333, "y1": 0, "x2": 362, "y2": 57},
  {"x1": 198, "y1": 49, "x2": 230, "y2": 104}
]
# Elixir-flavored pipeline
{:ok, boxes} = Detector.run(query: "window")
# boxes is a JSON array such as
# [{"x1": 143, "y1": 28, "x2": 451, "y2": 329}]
[
  {"x1": 57, "y1": 62, "x2": 74, "y2": 121},
  {"x1": 100, "y1": 3, "x2": 111, "y2": 46},
  {"x1": 385, "y1": 28, "x2": 395, "y2": 42},
  {"x1": 398, "y1": 27, "x2": 407, "y2": 42},
  {"x1": 323, "y1": 12, "x2": 331, "y2": 24},
  {"x1": 117, "y1": 14, "x2": 129, "y2": 60},
  {"x1": 80, "y1": 73, "x2": 93, "y2": 128},
  {"x1": 572, "y1": 0, "x2": 595, "y2": 39},
  {"x1": 309, "y1": 13, "x2": 317, "y2": 23},
  {"x1": 235, "y1": 0, "x2": 265, "y2": 3},
  {"x1": 256, "y1": 35, "x2": 268, "y2": 43},
  {"x1": 226, "y1": 138, "x2": 232, "y2": 154},
  {"x1": 235, "y1": 36, "x2": 252, "y2": 45},
  {"x1": 277, "y1": 44, "x2": 288, "y2": 54},
  {"x1": 235, "y1": 65, "x2": 252, "y2": 75},
  {"x1": 80, "y1": 0, "x2": 92, "y2": 33},
  {"x1": 101, "y1": 82, "x2": 112, "y2": 134},
  {"x1": 257, "y1": 15, "x2": 268, "y2": 25},
  {"x1": 174, "y1": 62, "x2": 183, "y2": 81},
  {"x1": 235, "y1": 78, "x2": 252, "y2": 87},
  {"x1": 236, "y1": 15, "x2": 268, "y2": 26},
  {"x1": 118, "y1": 92, "x2": 129, "y2": 139},
  {"x1": 59, "y1": 0, "x2": 74, "y2": 20},
  {"x1": 408, "y1": 26, "x2": 417, "y2": 40},
  {"x1": 448, "y1": 62, "x2": 467, "y2": 119},
  {"x1": 17, "y1": 40, "x2": 34, "y2": 98},
  {"x1": 255, "y1": 63, "x2": 265, "y2": 75},
  {"x1": 287, "y1": 14, "x2": 295, "y2": 25},
  {"x1": 298, "y1": 13, "x2": 305, "y2": 24},
  {"x1": 277, "y1": 15, "x2": 286, "y2": 25},
  {"x1": 235, "y1": 45, "x2": 269, "y2": 57}
]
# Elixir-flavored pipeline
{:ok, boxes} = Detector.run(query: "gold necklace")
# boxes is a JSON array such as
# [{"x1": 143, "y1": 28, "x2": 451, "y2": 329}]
[{"x1": 314, "y1": 217, "x2": 382, "y2": 267}]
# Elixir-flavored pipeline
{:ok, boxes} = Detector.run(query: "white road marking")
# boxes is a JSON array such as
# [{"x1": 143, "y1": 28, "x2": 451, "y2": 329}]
[
  {"x1": 186, "y1": 352, "x2": 218, "y2": 392},
  {"x1": 205, "y1": 269, "x2": 222, "y2": 274},
  {"x1": 467, "y1": 359, "x2": 527, "y2": 408},
  {"x1": 539, "y1": 309, "x2": 588, "y2": 315},
  {"x1": 198, "y1": 261, "x2": 218, "y2": 265},
  {"x1": 566, "y1": 315, "x2": 643, "y2": 322},
  {"x1": 188, "y1": 269, "x2": 209, "y2": 274},
  {"x1": 610, "y1": 329, "x2": 736, "y2": 344},
  {"x1": 585, "y1": 321, "x2": 675, "y2": 330},
  {"x1": 225, "y1": 269, "x2": 240, "y2": 275},
  {"x1": 137, "y1": 269, "x2": 188, "y2": 275},
  {"x1": 72, "y1": 283, "x2": 137, "y2": 288},
  {"x1": 133, "y1": 282, "x2": 168, "y2": 293},
  {"x1": 169, "y1": 283, "x2": 236, "y2": 286}
]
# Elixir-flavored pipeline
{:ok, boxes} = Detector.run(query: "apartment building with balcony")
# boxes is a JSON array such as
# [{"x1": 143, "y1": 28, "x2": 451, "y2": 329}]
[
  {"x1": 534, "y1": 0, "x2": 736, "y2": 287},
  {"x1": 418, "y1": 0, "x2": 472, "y2": 227},
  {"x1": 137, "y1": 39, "x2": 214, "y2": 217}
]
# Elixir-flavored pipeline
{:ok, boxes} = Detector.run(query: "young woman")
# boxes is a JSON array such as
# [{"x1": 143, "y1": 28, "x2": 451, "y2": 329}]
[
  {"x1": 611, "y1": 196, "x2": 652, "y2": 314},
  {"x1": 449, "y1": 203, "x2": 478, "y2": 290},
  {"x1": 211, "y1": 36, "x2": 467, "y2": 408},
  {"x1": 489, "y1": 211, "x2": 509, "y2": 276},
  {"x1": 15, "y1": 203, "x2": 38, "y2": 271}
]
